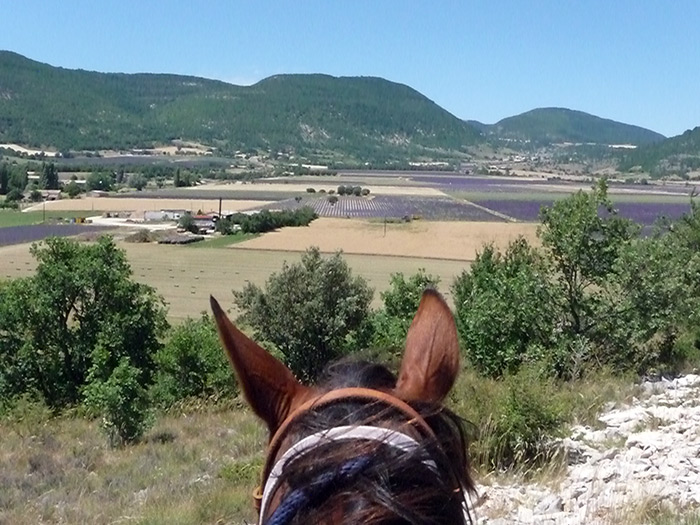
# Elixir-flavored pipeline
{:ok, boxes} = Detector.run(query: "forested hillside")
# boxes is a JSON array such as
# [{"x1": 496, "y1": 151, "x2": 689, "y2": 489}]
[
  {"x1": 474, "y1": 107, "x2": 665, "y2": 146},
  {"x1": 0, "y1": 51, "x2": 480, "y2": 160},
  {"x1": 618, "y1": 126, "x2": 700, "y2": 174}
]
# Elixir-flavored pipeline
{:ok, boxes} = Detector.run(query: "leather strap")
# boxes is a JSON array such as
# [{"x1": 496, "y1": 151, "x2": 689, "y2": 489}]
[{"x1": 255, "y1": 387, "x2": 436, "y2": 516}]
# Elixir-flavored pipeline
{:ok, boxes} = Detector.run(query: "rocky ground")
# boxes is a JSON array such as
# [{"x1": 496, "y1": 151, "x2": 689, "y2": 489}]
[{"x1": 474, "y1": 375, "x2": 700, "y2": 524}]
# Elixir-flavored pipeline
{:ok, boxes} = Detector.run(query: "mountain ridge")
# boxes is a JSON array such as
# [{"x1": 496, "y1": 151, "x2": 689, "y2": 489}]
[
  {"x1": 473, "y1": 107, "x2": 665, "y2": 146},
  {"x1": 0, "y1": 51, "x2": 681, "y2": 164}
]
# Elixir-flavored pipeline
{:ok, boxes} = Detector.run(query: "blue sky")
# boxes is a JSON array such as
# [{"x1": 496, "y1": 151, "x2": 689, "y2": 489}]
[{"x1": 1, "y1": 0, "x2": 698, "y2": 137}]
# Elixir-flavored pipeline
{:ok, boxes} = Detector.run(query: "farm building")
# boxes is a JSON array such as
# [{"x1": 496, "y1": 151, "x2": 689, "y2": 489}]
[
  {"x1": 144, "y1": 209, "x2": 187, "y2": 222},
  {"x1": 192, "y1": 214, "x2": 217, "y2": 233},
  {"x1": 40, "y1": 189, "x2": 62, "y2": 201}
]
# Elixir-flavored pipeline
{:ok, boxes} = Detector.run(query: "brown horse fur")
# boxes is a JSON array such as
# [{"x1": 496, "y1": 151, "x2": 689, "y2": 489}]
[{"x1": 211, "y1": 289, "x2": 474, "y2": 524}]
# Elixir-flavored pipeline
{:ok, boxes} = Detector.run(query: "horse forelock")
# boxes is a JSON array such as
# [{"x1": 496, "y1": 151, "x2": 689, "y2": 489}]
[{"x1": 263, "y1": 359, "x2": 474, "y2": 525}]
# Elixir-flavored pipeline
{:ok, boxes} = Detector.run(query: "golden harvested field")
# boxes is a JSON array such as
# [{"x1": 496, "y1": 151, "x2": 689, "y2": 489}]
[
  {"x1": 22, "y1": 198, "x2": 270, "y2": 213},
  {"x1": 0, "y1": 241, "x2": 471, "y2": 322},
  {"x1": 234, "y1": 218, "x2": 539, "y2": 261},
  {"x1": 183, "y1": 182, "x2": 446, "y2": 196}
]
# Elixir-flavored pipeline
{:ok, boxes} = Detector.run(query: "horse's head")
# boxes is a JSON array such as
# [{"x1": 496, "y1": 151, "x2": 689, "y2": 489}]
[{"x1": 211, "y1": 290, "x2": 473, "y2": 524}]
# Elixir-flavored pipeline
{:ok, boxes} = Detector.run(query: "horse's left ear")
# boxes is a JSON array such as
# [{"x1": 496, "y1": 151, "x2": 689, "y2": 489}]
[
  {"x1": 394, "y1": 289, "x2": 460, "y2": 404},
  {"x1": 210, "y1": 296, "x2": 312, "y2": 436}
]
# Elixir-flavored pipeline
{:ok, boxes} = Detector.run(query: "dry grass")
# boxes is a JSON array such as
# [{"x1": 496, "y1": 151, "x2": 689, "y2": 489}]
[
  {"x1": 0, "y1": 401, "x2": 265, "y2": 525},
  {"x1": 234, "y1": 218, "x2": 539, "y2": 261},
  {"x1": 22, "y1": 198, "x2": 270, "y2": 214},
  {"x1": 0, "y1": 241, "x2": 471, "y2": 322}
]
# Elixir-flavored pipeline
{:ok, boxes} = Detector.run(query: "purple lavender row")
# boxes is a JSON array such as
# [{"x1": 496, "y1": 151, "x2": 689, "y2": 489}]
[{"x1": 0, "y1": 225, "x2": 112, "y2": 247}]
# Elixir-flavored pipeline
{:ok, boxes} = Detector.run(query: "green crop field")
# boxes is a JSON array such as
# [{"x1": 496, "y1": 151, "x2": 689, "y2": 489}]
[{"x1": 0, "y1": 210, "x2": 98, "y2": 228}]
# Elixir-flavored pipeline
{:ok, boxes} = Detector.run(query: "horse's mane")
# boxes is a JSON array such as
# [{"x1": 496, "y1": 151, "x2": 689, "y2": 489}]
[{"x1": 276, "y1": 359, "x2": 475, "y2": 525}]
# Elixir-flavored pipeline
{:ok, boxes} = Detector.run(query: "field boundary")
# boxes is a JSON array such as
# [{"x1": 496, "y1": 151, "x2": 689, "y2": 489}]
[
  {"x1": 230, "y1": 245, "x2": 475, "y2": 263},
  {"x1": 460, "y1": 198, "x2": 518, "y2": 222}
]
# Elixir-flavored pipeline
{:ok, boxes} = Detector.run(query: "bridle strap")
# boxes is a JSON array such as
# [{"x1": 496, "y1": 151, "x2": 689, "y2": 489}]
[
  {"x1": 258, "y1": 425, "x2": 438, "y2": 522},
  {"x1": 262, "y1": 388, "x2": 436, "y2": 484},
  {"x1": 255, "y1": 387, "x2": 437, "y2": 518}
]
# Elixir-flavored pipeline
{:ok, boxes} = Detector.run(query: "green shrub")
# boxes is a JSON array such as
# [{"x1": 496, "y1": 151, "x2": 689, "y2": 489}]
[
  {"x1": 234, "y1": 247, "x2": 373, "y2": 383},
  {"x1": 0, "y1": 393, "x2": 53, "y2": 436},
  {"x1": 151, "y1": 315, "x2": 237, "y2": 406},
  {"x1": 452, "y1": 367, "x2": 564, "y2": 471},
  {"x1": 84, "y1": 358, "x2": 153, "y2": 446},
  {"x1": 452, "y1": 238, "x2": 555, "y2": 378},
  {"x1": 370, "y1": 269, "x2": 440, "y2": 351}
]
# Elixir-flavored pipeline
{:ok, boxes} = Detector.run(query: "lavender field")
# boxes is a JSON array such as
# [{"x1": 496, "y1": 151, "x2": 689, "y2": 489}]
[
  {"x1": 406, "y1": 173, "x2": 697, "y2": 197},
  {"x1": 472, "y1": 199, "x2": 693, "y2": 225},
  {"x1": 262, "y1": 195, "x2": 503, "y2": 221},
  {"x1": 0, "y1": 225, "x2": 112, "y2": 247}
]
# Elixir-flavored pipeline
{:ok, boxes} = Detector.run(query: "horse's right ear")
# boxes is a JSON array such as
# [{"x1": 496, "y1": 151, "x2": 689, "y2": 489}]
[{"x1": 210, "y1": 296, "x2": 312, "y2": 436}]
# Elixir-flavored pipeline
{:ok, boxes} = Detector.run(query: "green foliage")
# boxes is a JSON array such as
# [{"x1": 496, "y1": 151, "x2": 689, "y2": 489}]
[
  {"x1": 4, "y1": 188, "x2": 22, "y2": 202},
  {"x1": 0, "y1": 162, "x2": 9, "y2": 194},
  {"x1": 0, "y1": 51, "x2": 481, "y2": 160},
  {"x1": 0, "y1": 236, "x2": 168, "y2": 407},
  {"x1": 370, "y1": 270, "x2": 441, "y2": 352},
  {"x1": 127, "y1": 173, "x2": 147, "y2": 191},
  {"x1": 454, "y1": 183, "x2": 700, "y2": 379},
  {"x1": 452, "y1": 367, "x2": 565, "y2": 471},
  {"x1": 151, "y1": 315, "x2": 237, "y2": 406},
  {"x1": 217, "y1": 207, "x2": 317, "y2": 235},
  {"x1": 173, "y1": 169, "x2": 198, "y2": 187},
  {"x1": 29, "y1": 186, "x2": 42, "y2": 202},
  {"x1": 84, "y1": 357, "x2": 153, "y2": 446},
  {"x1": 64, "y1": 180, "x2": 82, "y2": 198},
  {"x1": 619, "y1": 126, "x2": 700, "y2": 173},
  {"x1": 39, "y1": 162, "x2": 58, "y2": 190},
  {"x1": 178, "y1": 212, "x2": 199, "y2": 233},
  {"x1": 538, "y1": 180, "x2": 638, "y2": 339},
  {"x1": 588, "y1": 206, "x2": 700, "y2": 373},
  {"x1": 234, "y1": 247, "x2": 373, "y2": 383},
  {"x1": 487, "y1": 107, "x2": 664, "y2": 146},
  {"x1": 485, "y1": 369, "x2": 564, "y2": 469},
  {"x1": 453, "y1": 238, "x2": 555, "y2": 377},
  {"x1": 86, "y1": 171, "x2": 113, "y2": 191}
]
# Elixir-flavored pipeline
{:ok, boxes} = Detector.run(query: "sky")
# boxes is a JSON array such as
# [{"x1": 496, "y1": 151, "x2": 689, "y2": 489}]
[{"x1": 1, "y1": 0, "x2": 698, "y2": 138}]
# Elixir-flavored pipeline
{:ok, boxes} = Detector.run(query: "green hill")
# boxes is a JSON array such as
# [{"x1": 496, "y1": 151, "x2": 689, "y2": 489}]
[
  {"x1": 618, "y1": 126, "x2": 700, "y2": 173},
  {"x1": 0, "y1": 51, "x2": 480, "y2": 160},
  {"x1": 479, "y1": 107, "x2": 664, "y2": 146}
]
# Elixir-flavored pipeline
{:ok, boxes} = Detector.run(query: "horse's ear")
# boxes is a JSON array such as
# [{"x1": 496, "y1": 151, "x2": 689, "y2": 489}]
[
  {"x1": 394, "y1": 289, "x2": 460, "y2": 404},
  {"x1": 210, "y1": 296, "x2": 312, "y2": 435}
]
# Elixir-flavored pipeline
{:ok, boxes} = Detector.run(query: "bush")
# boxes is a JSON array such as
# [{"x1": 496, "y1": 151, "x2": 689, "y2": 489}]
[
  {"x1": 178, "y1": 212, "x2": 199, "y2": 233},
  {"x1": 128, "y1": 173, "x2": 147, "y2": 191},
  {"x1": 453, "y1": 238, "x2": 555, "y2": 378},
  {"x1": 151, "y1": 316, "x2": 237, "y2": 406},
  {"x1": 234, "y1": 247, "x2": 373, "y2": 383},
  {"x1": 370, "y1": 270, "x2": 440, "y2": 351},
  {"x1": 29, "y1": 188, "x2": 42, "y2": 202},
  {"x1": 64, "y1": 180, "x2": 82, "y2": 198},
  {"x1": 84, "y1": 358, "x2": 153, "y2": 446},
  {"x1": 217, "y1": 207, "x2": 317, "y2": 235},
  {"x1": 306, "y1": 188, "x2": 316, "y2": 193},
  {"x1": 5, "y1": 188, "x2": 22, "y2": 202},
  {"x1": 452, "y1": 367, "x2": 564, "y2": 471},
  {"x1": 0, "y1": 237, "x2": 168, "y2": 407},
  {"x1": 327, "y1": 195, "x2": 338, "y2": 205},
  {"x1": 0, "y1": 198, "x2": 19, "y2": 209}
]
